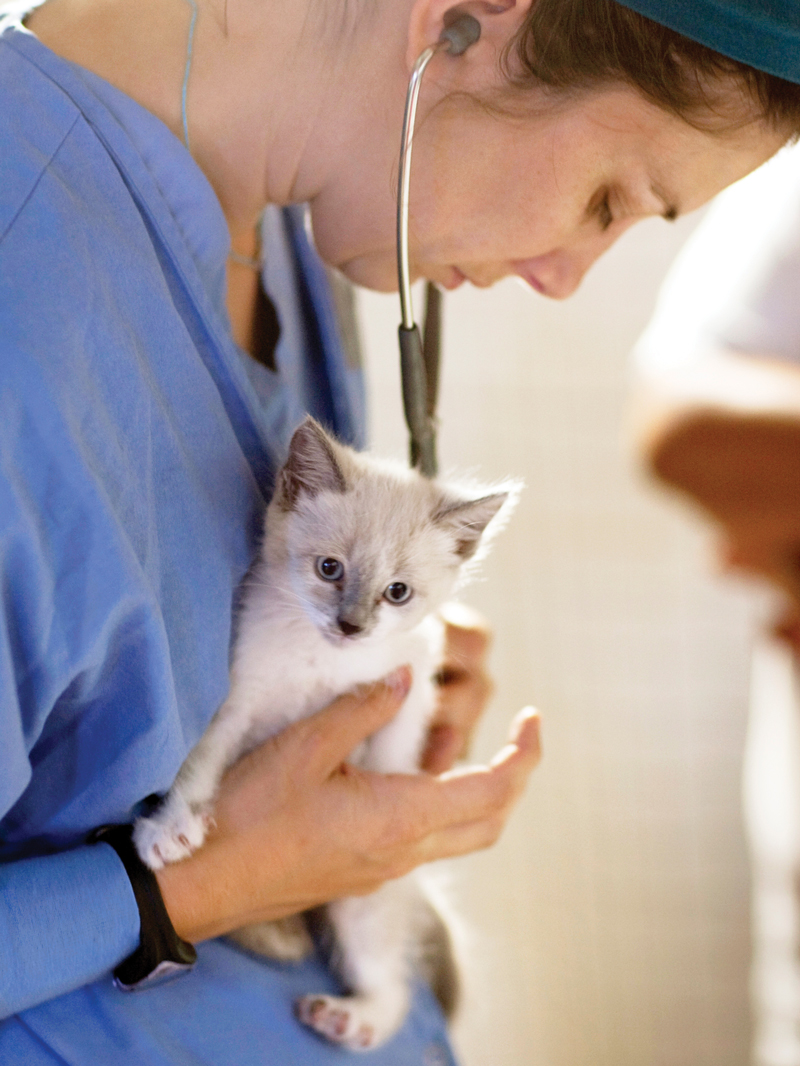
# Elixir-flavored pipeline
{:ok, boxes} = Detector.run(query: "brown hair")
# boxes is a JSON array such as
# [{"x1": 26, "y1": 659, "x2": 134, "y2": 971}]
[{"x1": 505, "y1": 0, "x2": 800, "y2": 137}]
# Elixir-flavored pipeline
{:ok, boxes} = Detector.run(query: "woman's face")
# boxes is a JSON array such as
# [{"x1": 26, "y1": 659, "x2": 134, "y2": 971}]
[{"x1": 310, "y1": 84, "x2": 785, "y2": 297}]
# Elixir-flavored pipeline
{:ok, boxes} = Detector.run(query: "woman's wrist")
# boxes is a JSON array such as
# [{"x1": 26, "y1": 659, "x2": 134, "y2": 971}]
[
  {"x1": 153, "y1": 834, "x2": 298, "y2": 944},
  {"x1": 154, "y1": 848, "x2": 228, "y2": 944},
  {"x1": 90, "y1": 824, "x2": 197, "y2": 988}
]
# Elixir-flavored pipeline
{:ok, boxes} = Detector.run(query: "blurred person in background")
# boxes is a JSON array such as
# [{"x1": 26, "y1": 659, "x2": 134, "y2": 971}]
[{"x1": 633, "y1": 142, "x2": 800, "y2": 1066}]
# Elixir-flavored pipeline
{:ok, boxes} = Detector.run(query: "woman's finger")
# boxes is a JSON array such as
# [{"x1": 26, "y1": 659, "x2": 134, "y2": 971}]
[
  {"x1": 422, "y1": 604, "x2": 495, "y2": 772},
  {"x1": 423, "y1": 670, "x2": 493, "y2": 769},
  {"x1": 488, "y1": 706, "x2": 543, "y2": 770},
  {"x1": 437, "y1": 707, "x2": 541, "y2": 814},
  {"x1": 425, "y1": 711, "x2": 542, "y2": 859},
  {"x1": 438, "y1": 602, "x2": 492, "y2": 661},
  {"x1": 377, "y1": 708, "x2": 542, "y2": 841},
  {"x1": 420, "y1": 724, "x2": 462, "y2": 774}
]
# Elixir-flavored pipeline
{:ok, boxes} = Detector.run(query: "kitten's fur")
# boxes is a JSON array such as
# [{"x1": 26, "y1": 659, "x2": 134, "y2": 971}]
[{"x1": 134, "y1": 417, "x2": 516, "y2": 1051}]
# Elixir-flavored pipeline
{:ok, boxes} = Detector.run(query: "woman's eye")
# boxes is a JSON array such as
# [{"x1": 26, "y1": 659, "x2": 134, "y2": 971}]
[
  {"x1": 597, "y1": 193, "x2": 613, "y2": 231},
  {"x1": 384, "y1": 582, "x2": 412, "y2": 605},
  {"x1": 316, "y1": 557, "x2": 344, "y2": 581}
]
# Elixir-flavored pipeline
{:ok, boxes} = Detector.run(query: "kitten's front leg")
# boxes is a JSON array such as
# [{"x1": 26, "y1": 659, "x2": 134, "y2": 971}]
[{"x1": 133, "y1": 693, "x2": 252, "y2": 870}]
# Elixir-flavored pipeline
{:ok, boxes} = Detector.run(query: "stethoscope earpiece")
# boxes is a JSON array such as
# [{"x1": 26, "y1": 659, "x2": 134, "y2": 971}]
[
  {"x1": 440, "y1": 12, "x2": 482, "y2": 56},
  {"x1": 396, "y1": 12, "x2": 482, "y2": 478}
]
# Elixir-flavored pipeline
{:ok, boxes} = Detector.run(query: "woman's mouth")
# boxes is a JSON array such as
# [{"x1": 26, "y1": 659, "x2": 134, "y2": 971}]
[{"x1": 512, "y1": 264, "x2": 547, "y2": 295}]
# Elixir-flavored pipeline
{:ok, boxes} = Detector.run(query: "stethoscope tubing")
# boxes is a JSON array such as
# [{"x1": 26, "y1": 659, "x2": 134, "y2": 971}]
[
  {"x1": 397, "y1": 44, "x2": 438, "y2": 333},
  {"x1": 396, "y1": 14, "x2": 480, "y2": 479},
  {"x1": 396, "y1": 43, "x2": 443, "y2": 479}
]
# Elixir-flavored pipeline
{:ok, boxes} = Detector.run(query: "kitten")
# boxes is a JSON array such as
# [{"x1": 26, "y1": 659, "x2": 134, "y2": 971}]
[{"x1": 134, "y1": 416, "x2": 517, "y2": 1051}]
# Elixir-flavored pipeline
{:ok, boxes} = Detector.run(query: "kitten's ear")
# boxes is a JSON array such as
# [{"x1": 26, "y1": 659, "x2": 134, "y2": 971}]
[
  {"x1": 274, "y1": 417, "x2": 347, "y2": 511},
  {"x1": 433, "y1": 492, "x2": 509, "y2": 560}
]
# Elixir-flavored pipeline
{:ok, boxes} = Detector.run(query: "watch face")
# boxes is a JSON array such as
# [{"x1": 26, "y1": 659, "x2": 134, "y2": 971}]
[{"x1": 113, "y1": 959, "x2": 195, "y2": 993}]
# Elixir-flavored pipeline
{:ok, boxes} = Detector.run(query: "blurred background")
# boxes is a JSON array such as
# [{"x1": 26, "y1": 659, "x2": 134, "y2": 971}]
[{"x1": 357, "y1": 211, "x2": 769, "y2": 1066}]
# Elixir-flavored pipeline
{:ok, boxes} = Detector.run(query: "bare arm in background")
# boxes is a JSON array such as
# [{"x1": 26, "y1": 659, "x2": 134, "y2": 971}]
[{"x1": 633, "y1": 345, "x2": 800, "y2": 650}]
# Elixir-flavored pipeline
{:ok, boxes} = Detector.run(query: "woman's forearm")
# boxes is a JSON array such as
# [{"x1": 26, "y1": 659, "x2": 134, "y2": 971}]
[{"x1": 0, "y1": 844, "x2": 140, "y2": 1018}]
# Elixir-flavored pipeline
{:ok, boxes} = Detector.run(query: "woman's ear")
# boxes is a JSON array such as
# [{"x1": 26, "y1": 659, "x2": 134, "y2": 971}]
[{"x1": 405, "y1": 0, "x2": 533, "y2": 74}]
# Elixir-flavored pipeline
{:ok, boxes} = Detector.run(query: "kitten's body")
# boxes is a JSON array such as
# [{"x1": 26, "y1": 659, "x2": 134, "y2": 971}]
[{"x1": 134, "y1": 418, "x2": 514, "y2": 1051}]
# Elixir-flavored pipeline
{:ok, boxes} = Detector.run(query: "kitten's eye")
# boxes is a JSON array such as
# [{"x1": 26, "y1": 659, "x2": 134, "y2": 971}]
[
  {"x1": 316, "y1": 557, "x2": 344, "y2": 582},
  {"x1": 384, "y1": 582, "x2": 412, "y2": 605}
]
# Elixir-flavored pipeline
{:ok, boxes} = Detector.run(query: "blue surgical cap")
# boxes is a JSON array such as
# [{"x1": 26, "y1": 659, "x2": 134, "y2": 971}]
[{"x1": 614, "y1": 0, "x2": 800, "y2": 84}]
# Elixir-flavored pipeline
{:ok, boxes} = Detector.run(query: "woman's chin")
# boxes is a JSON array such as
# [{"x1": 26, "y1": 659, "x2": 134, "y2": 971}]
[{"x1": 328, "y1": 251, "x2": 399, "y2": 293}]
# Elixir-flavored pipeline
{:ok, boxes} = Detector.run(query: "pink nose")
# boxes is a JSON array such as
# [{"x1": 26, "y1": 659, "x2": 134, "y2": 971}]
[{"x1": 513, "y1": 257, "x2": 588, "y2": 301}]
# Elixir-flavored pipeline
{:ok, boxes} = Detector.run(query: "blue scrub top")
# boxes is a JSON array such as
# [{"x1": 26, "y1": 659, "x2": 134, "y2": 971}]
[{"x1": 0, "y1": 23, "x2": 456, "y2": 1066}]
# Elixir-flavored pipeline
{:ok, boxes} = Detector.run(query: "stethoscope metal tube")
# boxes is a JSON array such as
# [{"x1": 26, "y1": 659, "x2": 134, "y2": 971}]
[
  {"x1": 397, "y1": 43, "x2": 438, "y2": 334},
  {"x1": 396, "y1": 13, "x2": 481, "y2": 478}
]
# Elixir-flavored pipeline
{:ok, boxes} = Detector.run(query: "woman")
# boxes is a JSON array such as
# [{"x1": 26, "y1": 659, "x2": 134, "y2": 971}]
[{"x1": 0, "y1": 0, "x2": 798, "y2": 1062}]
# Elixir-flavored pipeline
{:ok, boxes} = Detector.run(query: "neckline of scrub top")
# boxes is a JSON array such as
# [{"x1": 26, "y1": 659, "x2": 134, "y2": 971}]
[
  {"x1": 3, "y1": 27, "x2": 295, "y2": 490},
  {"x1": 0, "y1": 16, "x2": 231, "y2": 310},
  {"x1": 614, "y1": 0, "x2": 800, "y2": 85},
  {"x1": 72, "y1": 58, "x2": 231, "y2": 322}
]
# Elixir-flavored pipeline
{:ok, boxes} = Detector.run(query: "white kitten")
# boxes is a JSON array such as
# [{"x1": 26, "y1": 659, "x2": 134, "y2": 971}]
[{"x1": 134, "y1": 416, "x2": 517, "y2": 1051}]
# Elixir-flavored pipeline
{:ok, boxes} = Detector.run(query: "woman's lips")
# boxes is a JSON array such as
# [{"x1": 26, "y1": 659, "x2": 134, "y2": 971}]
[{"x1": 441, "y1": 266, "x2": 547, "y2": 294}]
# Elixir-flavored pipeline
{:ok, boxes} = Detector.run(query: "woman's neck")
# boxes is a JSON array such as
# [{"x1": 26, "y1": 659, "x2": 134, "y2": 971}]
[{"x1": 25, "y1": 0, "x2": 402, "y2": 236}]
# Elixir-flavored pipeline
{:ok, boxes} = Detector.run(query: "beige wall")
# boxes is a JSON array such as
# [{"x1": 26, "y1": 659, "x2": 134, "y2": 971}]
[{"x1": 358, "y1": 212, "x2": 764, "y2": 1066}]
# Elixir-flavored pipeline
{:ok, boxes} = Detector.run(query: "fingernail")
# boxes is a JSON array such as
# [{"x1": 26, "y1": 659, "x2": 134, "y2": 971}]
[
  {"x1": 524, "y1": 708, "x2": 542, "y2": 749},
  {"x1": 515, "y1": 707, "x2": 541, "y2": 742},
  {"x1": 385, "y1": 665, "x2": 412, "y2": 699}
]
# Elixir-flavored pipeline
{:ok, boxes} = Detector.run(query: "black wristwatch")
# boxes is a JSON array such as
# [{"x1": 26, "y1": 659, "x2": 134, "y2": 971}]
[{"x1": 90, "y1": 823, "x2": 197, "y2": 991}]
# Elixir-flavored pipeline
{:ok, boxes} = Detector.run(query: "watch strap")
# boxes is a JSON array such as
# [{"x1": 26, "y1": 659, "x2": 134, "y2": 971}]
[{"x1": 90, "y1": 822, "x2": 197, "y2": 991}]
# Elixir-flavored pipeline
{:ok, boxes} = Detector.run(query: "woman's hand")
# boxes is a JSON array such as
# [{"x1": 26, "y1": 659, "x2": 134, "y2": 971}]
[
  {"x1": 156, "y1": 671, "x2": 540, "y2": 944},
  {"x1": 421, "y1": 603, "x2": 495, "y2": 774}
]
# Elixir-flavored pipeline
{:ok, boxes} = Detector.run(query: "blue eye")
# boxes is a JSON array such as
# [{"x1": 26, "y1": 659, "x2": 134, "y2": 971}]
[
  {"x1": 384, "y1": 582, "x2": 412, "y2": 605},
  {"x1": 316, "y1": 557, "x2": 344, "y2": 582}
]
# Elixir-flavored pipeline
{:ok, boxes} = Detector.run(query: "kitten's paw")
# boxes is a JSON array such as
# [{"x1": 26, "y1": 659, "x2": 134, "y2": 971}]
[
  {"x1": 296, "y1": 994, "x2": 400, "y2": 1052},
  {"x1": 133, "y1": 794, "x2": 212, "y2": 870}
]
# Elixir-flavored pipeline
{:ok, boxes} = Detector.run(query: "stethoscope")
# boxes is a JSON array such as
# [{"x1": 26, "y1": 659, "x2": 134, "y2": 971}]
[{"x1": 396, "y1": 12, "x2": 481, "y2": 478}]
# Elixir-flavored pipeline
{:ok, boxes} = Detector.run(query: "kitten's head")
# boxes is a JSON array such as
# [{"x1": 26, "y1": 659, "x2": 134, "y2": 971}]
[{"x1": 265, "y1": 418, "x2": 519, "y2": 645}]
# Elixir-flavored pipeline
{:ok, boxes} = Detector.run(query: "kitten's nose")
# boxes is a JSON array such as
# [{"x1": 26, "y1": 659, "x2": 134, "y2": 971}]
[{"x1": 337, "y1": 618, "x2": 363, "y2": 637}]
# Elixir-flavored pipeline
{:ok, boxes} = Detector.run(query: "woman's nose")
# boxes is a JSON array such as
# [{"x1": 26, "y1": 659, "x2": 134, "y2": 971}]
[
  {"x1": 512, "y1": 252, "x2": 591, "y2": 300},
  {"x1": 513, "y1": 224, "x2": 629, "y2": 299}
]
